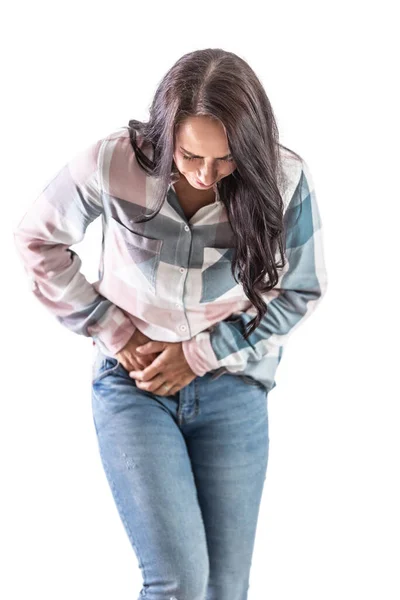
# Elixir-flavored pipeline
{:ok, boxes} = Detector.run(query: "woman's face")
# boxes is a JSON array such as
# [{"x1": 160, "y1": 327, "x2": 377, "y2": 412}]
[{"x1": 173, "y1": 115, "x2": 237, "y2": 190}]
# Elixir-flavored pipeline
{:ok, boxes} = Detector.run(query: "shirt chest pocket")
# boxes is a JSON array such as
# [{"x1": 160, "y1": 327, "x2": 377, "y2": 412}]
[
  {"x1": 108, "y1": 217, "x2": 163, "y2": 294},
  {"x1": 201, "y1": 246, "x2": 241, "y2": 303}
]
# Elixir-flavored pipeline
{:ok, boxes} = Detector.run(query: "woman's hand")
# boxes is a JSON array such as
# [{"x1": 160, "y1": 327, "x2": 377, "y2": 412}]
[
  {"x1": 128, "y1": 341, "x2": 197, "y2": 396},
  {"x1": 115, "y1": 329, "x2": 161, "y2": 372}
]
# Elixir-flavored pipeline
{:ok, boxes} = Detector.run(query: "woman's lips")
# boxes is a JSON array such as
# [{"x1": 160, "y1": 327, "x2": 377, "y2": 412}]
[{"x1": 195, "y1": 178, "x2": 216, "y2": 188}]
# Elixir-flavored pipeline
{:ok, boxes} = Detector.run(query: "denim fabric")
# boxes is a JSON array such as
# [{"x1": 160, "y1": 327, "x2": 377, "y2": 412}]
[{"x1": 91, "y1": 347, "x2": 270, "y2": 600}]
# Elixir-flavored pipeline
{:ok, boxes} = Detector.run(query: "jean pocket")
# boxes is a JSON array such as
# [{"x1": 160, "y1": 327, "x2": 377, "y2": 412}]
[{"x1": 92, "y1": 356, "x2": 121, "y2": 384}]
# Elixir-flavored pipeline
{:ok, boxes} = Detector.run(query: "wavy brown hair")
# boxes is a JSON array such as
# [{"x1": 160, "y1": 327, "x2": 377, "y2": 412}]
[{"x1": 126, "y1": 48, "x2": 302, "y2": 340}]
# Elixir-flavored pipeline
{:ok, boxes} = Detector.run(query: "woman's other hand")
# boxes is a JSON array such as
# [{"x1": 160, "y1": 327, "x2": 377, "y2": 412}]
[{"x1": 115, "y1": 329, "x2": 161, "y2": 372}]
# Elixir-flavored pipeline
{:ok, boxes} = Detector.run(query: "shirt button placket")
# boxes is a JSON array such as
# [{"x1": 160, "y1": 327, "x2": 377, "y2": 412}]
[
  {"x1": 177, "y1": 224, "x2": 191, "y2": 332},
  {"x1": 178, "y1": 266, "x2": 186, "y2": 332}
]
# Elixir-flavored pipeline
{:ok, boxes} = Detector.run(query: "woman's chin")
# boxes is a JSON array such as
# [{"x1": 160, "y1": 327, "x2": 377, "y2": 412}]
[{"x1": 192, "y1": 178, "x2": 217, "y2": 189}]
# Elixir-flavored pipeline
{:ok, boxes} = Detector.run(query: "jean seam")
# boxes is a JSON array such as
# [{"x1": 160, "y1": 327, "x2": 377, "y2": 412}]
[{"x1": 98, "y1": 443, "x2": 149, "y2": 596}]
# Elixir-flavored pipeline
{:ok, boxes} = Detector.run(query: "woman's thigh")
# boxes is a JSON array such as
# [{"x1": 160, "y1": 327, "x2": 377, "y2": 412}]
[
  {"x1": 181, "y1": 372, "x2": 270, "y2": 600},
  {"x1": 91, "y1": 352, "x2": 210, "y2": 600}
]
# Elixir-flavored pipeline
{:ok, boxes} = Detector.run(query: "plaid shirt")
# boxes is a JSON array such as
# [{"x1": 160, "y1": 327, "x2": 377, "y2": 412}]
[{"x1": 13, "y1": 126, "x2": 328, "y2": 393}]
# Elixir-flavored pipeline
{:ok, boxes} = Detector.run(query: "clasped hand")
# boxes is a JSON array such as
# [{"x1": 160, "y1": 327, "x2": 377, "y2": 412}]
[{"x1": 115, "y1": 329, "x2": 196, "y2": 396}]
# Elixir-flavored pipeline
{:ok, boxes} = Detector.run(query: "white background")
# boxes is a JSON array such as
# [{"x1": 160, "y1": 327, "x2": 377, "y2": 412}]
[{"x1": 2, "y1": 1, "x2": 399, "y2": 598}]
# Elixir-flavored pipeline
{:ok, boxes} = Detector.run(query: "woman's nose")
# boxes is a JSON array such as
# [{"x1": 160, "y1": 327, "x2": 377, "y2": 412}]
[{"x1": 198, "y1": 165, "x2": 217, "y2": 184}]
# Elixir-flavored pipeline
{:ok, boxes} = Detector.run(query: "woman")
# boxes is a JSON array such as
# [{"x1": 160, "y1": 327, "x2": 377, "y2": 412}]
[{"x1": 14, "y1": 48, "x2": 328, "y2": 599}]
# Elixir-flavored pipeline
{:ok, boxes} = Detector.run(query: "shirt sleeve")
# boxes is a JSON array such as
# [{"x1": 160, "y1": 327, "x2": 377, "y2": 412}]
[
  {"x1": 182, "y1": 157, "x2": 328, "y2": 377},
  {"x1": 13, "y1": 136, "x2": 136, "y2": 356}
]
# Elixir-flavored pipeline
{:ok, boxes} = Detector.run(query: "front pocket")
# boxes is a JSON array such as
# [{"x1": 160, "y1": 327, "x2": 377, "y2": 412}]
[
  {"x1": 200, "y1": 246, "x2": 241, "y2": 302},
  {"x1": 92, "y1": 357, "x2": 121, "y2": 384},
  {"x1": 108, "y1": 217, "x2": 163, "y2": 293}
]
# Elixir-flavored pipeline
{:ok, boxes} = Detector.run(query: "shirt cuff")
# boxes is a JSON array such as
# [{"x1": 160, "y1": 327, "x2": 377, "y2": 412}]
[
  {"x1": 182, "y1": 331, "x2": 219, "y2": 376},
  {"x1": 89, "y1": 306, "x2": 136, "y2": 357}
]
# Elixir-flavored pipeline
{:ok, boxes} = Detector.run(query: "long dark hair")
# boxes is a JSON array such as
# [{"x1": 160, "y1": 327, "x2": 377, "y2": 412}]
[{"x1": 126, "y1": 48, "x2": 302, "y2": 340}]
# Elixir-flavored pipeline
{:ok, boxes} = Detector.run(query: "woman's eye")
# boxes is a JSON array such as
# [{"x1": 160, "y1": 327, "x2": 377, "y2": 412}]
[{"x1": 183, "y1": 155, "x2": 233, "y2": 162}]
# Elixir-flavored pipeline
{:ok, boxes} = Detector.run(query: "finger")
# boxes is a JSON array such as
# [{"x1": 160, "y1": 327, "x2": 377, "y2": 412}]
[
  {"x1": 129, "y1": 369, "x2": 147, "y2": 381},
  {"x1": 135, "y1": 373, "x2": 165, "y2": 393},
  {"x1": 133, "y1": 353, "x2": 165, "y2": 381},
  {"x1": 120, "y1": 355, "x2": 146, "y2": 373},
  {"x1": 126, "y1": 350, "x2": 158, "y2": 370},
  {"x1": 136, "y1": 341, "x2": 165, "y2": 355},
  {"x1": 137, "y1": 352, "x2": 161, "y2": 369},
  {"x1": 134, "y1": 354, "x2": 148, "y2": 368},
  {"x1": 153, "y1": 379, "x2": 176, "y2": 396},
  {"x1": 168, "y1": 376, "x2": 193, "y2": 395},
  {"x1": 168, "y1": 385, "x2": 180, "y2": 396},
  {"x1": 136, "y1": 375, "x2": 177, "y2": 397}
]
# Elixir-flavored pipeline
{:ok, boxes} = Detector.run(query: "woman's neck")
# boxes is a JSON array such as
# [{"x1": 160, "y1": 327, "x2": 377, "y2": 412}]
[{"x1": 173, "y1": 176, "x2": 216, "y2": 203}]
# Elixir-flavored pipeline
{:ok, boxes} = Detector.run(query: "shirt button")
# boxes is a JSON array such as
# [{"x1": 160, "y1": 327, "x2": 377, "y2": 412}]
[
  {"x1": 179, "y1": 325, "x2": 187, "y2": 332},
  {"x1": 179, "y1": 267, "x2": 185, "y2": 273},
  {"x1": 184, "y1": 225, "x2": 190, "y2": 231}
]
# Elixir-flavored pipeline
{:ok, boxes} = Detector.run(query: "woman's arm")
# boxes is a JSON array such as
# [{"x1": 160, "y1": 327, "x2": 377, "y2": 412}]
[
  {"x1": 13, "y1": 136, "x2": 136, "y2": 356},
  {"x1": 181, "y1": 158, "x2": 328, "y2": 378}
]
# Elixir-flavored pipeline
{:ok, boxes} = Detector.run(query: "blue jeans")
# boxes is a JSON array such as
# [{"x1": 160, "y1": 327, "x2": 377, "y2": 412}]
[{"x1": 91, "y1": 347, "x2": 270, "y2": 600}]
